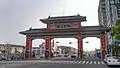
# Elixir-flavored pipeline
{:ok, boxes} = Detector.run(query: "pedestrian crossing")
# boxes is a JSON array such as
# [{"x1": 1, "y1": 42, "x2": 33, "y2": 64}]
[
  {"x1": 49, "y1": 60, "x2": 105, "y2": 65},
  {"x1": 1, "y1": 60, "x2": 105, "y2": 65}
]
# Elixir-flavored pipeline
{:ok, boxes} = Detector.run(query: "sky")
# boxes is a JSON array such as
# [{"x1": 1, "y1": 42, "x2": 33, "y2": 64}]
[{"x1": 0, "y1": 0, "x2": 100, "y2": 51}]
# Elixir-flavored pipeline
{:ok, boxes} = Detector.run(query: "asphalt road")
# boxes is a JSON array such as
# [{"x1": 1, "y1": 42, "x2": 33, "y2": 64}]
[{"x1": 0, "y1": 56, "x2": 120, "y2": 68}]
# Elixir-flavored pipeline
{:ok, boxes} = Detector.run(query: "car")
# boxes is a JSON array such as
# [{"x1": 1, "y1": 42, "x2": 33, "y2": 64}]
[
  {"x1": 106, "y1": 56, "x2": 120, "y2": 66},
  {"x1": 104, "y1": 54, "x2": 112, "y2": 63},
  {"x1": 40, "y1": 55, "x2": 45, "y2": 58},
  {"x1": 0, "y1": 56, "x2": 2, "y2": 61},
  {"x1": 64, "y1": 54, "x2": 69, "y2": 57},
  {"x1": 71, "y1": 54, "x2": 77, "y2": 58}
]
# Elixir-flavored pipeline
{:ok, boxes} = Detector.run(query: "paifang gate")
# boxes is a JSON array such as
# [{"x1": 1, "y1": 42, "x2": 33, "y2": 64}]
[{"x1": 19, "y1": 15, "x2": 110, "y2": 59}]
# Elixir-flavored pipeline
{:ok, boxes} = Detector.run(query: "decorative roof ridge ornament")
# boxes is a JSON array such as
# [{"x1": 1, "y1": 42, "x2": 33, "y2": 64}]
[
  {"x1": 77, "y1": 13, "x2": 80, "y2": 16},
  {"x1": 48, "y1": 16, "x2": 51, "y2": 19},
  {"x1": 29, "y1": 27, "x2": 32, "y2": 30}
]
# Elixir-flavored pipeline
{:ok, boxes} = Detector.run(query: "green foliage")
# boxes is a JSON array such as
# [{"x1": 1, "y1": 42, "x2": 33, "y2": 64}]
[
  {"x1": 112, "y1": 45, "x2": 120, "y2": 52},
  {"x1": 110, "y1": 19, "x2": 120, "y2": 40}
]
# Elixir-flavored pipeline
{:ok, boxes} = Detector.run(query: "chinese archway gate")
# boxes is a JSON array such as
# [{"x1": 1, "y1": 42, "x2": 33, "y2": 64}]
[{"x1": 19, "y1": 15, "x2": 109, "y2": 59}]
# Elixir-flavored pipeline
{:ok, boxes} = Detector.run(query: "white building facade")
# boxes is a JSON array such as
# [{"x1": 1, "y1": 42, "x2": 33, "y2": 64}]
[{"x1": 32, "y1": 42, "x2": 45, "y2": 58}]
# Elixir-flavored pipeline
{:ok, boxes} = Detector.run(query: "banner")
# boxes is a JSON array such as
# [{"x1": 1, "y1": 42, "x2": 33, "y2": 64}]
[
  {"x1": 78, "y1": 34, "x2": 82, "y2": 56},
  {"x1": 45, "y1": 36, "x2": 50, "y2": 57},
  {"x1": 25, "y1": 35, "x2": 30, "y2": 58}
]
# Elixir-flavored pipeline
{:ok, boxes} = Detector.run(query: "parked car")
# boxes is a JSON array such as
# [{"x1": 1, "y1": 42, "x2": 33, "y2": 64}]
[
  {"x1": 40, "y1": 55, "x2": 45, "y2": 58},
  {"x1": 64, "y1": 54, "x2": 69, "y2": 57},
  {"x1": 104, "y1": 54, "x2": 112, "y2": 63},
  {"x1": 71, "y1": 54, "x2": 77, "y2": 58},
  {"x1": 0, "y1": 56, "x2": 2, "y2": 61},
  {"x1": 1, "y1": 55, "x2": 7, "y2": 60},
  {"x1": 106, "y1": 56, "x2": 120, "y2": 66}
]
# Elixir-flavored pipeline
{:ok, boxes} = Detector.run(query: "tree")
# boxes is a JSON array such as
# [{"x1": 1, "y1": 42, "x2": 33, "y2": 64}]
[{"x1": 110, "y1": 19, "x2": 120, "y2": 40}]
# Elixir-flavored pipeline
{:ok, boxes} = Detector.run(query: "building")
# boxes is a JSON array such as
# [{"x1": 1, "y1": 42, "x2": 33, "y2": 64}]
[
  {"x1": 98, "y1": 0, "x2": 120, "y2": 27},
  {"x1": 0, "y1": 44, "x2": 25, "y2": 54},
  {"x1": 57, "y1": 46, "x2": 78, "y2": 54},
  {"x1": 39, "y1": 42, "x2": 45, "y2": 56},
  {"x1": 98, "y1": 0, "x2": 107, "y2": 26},
  {"x1": 106, "y1": 0, "x2": 120, "y2": 27},
  {"x1": 0, "y1": 44, "x2": 25, "y2": 59},
  {"x1": 32, "y1": 42, "x2": 45, "y2": 58},
  {"x1": 98, "y1": 0, "x2": 120, "y2": 55}
]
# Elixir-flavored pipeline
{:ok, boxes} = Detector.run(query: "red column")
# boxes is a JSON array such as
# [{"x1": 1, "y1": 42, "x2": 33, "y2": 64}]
[
  {"x1": 100, "y1": 34, "x2": 106, "y2": 58},
  {"x1": 45, "y1": 23, "x2": 51, "y2": 58},
  {"x1": 70, "y1": 23, "x2": 73, "y2": 28},
  {"x1": 47, "y1": 24, "x2": 50, "y2": 29},
  {"x1": 45, "y1": 36, "x2": 50, "y2": 57},
  {"x1": 50, "y1": 38, "x2": 51, "y2": 56},
  {"x1": 29, "y1": 39, "x2": 32, "y2": 58},
  {"x1": 54, "y1": 24, "x2": 57, "y2": 29},
  {"x1": 77, "y1": 21, "x2": 81, "y2": 28},
  {"x1": 25, "y1": 35, "x2": 30, "y2": 58},
  {"x1": 78, "y1": 34, "x2": 83, "y2": 58}
]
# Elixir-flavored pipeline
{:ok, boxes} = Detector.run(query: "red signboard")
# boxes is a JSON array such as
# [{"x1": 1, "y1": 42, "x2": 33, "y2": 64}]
[
  {"x1": 25, "y1": 35, "x2": 31, "y2": 58},
  {"x1": 101, "y1": 35, "x2": 106, "y2": 49},
  {"x1": 101, "y1": 34, "x2": 106, "y2": 57},
  {"x1": 45, "y1": 36, "x2": 50, "y2": 57},
  {"x1": 78, "y1": 34, "x2": 82, "y2": 57}
]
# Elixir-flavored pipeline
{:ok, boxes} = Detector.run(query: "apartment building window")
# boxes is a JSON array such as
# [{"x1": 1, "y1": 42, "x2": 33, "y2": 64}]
[
  {"x1": 110, "y1": 0, "x2": 114, "y2": 4},
  {"x1": 115, "y1": 0, "x2": 119, "y2": 4},
  {"x1": 102, "y1": 3, "x2": 106, "y2": 6},
  {"x1": 118, "y1": 16, "x2": 120, "y2": 17},
  {"x1": 102, "y1": 8, "x2": 105, "y2": 10}
]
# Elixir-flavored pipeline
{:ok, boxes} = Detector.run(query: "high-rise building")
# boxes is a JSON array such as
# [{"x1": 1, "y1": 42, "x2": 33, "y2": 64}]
[
  {"x1": 98, "y1": 0, "x2": 107, "y2": 26},
  {"x1": 98, "y1": 0, "x2": 120, "y2": 27},
  {"x1": 106, "y1": 0, "x2": 120, "y2": 27},
  {"x1": 98, "y1": 0, "x2": 120, "y2": 54}
]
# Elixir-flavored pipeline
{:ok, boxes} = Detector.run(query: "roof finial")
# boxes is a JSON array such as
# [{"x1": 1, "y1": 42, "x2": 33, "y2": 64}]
[
  {"x1": 77, "y1": 13, "x2": 80, "y2": 16},
  {"x1": 48, "y1": 16, "x2": 51, "y2": 18},
  {"x1": 29, "y1": 27, "x2": 32, "y2": 30}
]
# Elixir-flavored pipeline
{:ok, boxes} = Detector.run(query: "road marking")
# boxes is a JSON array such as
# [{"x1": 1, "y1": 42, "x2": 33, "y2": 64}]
[
  {"x1": 90, "y1": 61, "x2": 92, "y2": 64},
  {"x1": 86, "y1": 61, "x2": 89, "y2": 64},
  {"x1": 10, "y1": 60, "x2": 106, "y2": 65},
  {"x1": 82, "y1": 61, "x2": 85, "y2": 64},
  {"x1": 74, "y1": 61, "x2": 78, "y2": 63},
  {"x1": 98, "y1": 61, "x2": 100, "y2": 64},
  {"x1": 94, "y1": 61, "x2": 96, "y2": 64},
  {"x1": 78, "y1": 61, "x2": 82, "y2": 63},
  {"x1": 101, "y1": 61, "x2": 105, "y2": 64}
]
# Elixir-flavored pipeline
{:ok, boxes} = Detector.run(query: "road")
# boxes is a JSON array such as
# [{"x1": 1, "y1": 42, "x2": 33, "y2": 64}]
[{"x1": 0, "y1": 56, "x2": 119, "y2": 68}]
